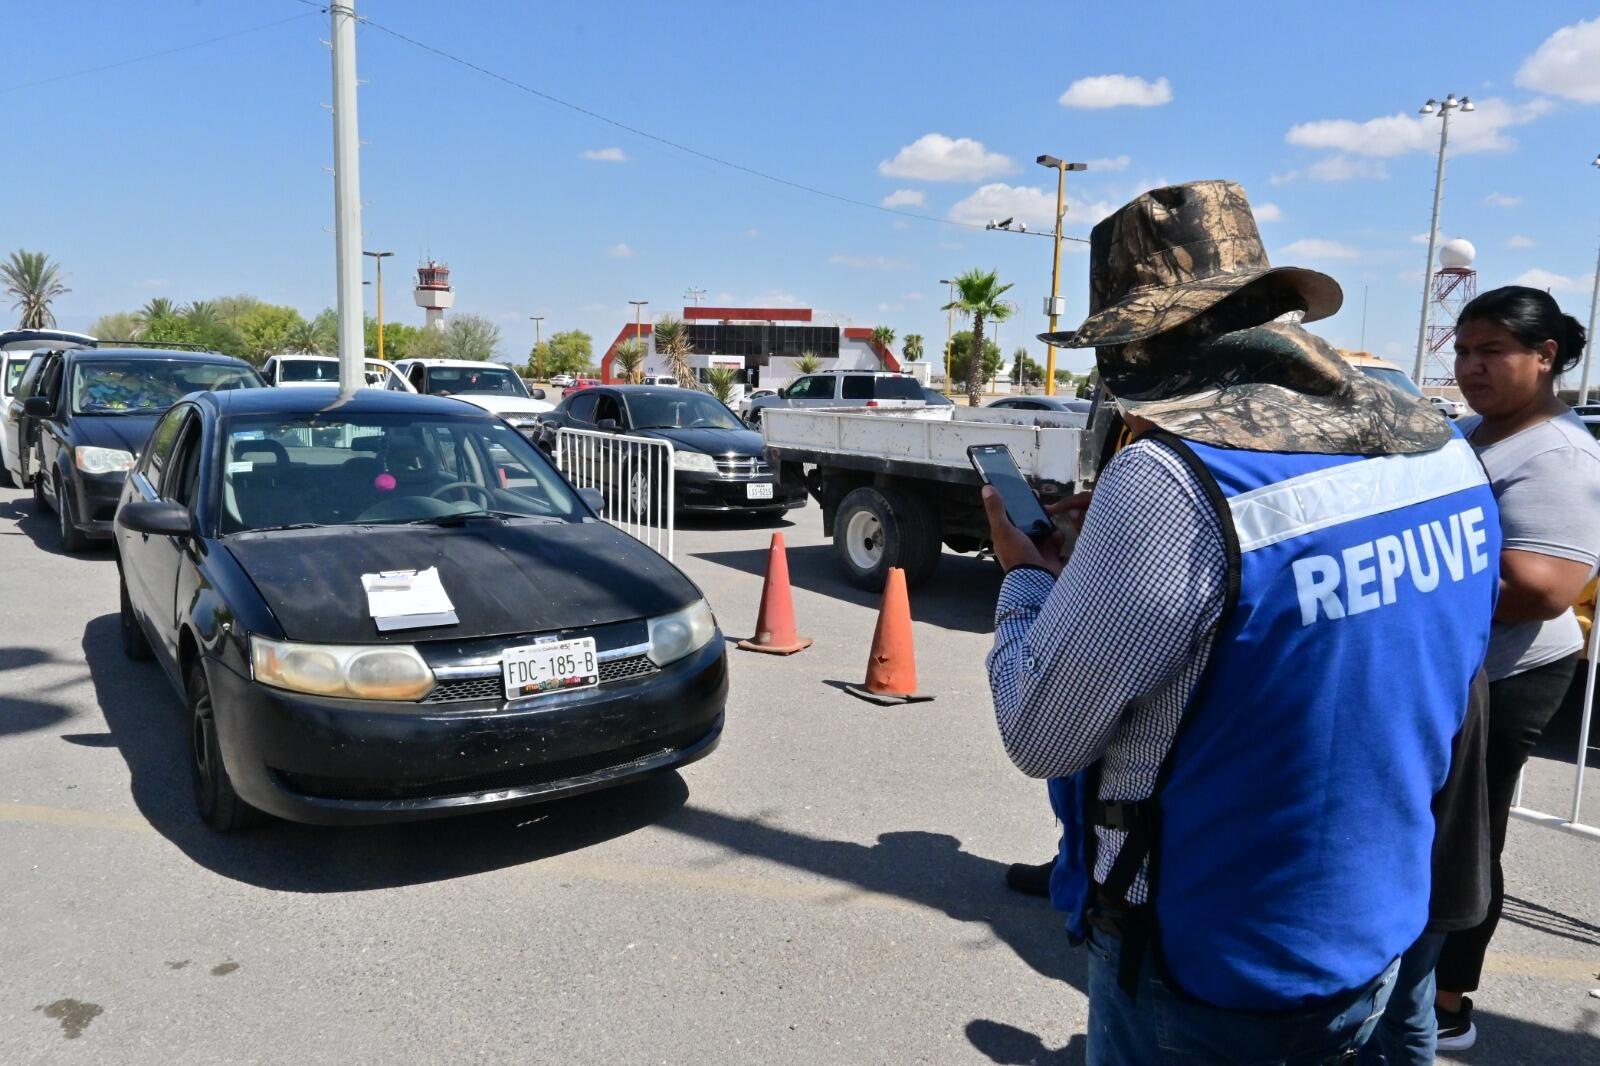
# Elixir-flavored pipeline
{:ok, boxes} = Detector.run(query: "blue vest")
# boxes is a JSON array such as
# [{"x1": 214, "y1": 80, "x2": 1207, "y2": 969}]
[{"x1": 1110, "y1": 432, "x2": 1499, "y2": 1011}]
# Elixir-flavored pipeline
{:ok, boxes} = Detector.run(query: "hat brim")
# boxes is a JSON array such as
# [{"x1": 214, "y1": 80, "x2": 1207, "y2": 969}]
[{"x1": 1037, "y1": 266, "x2": 1342, "y2": 350}]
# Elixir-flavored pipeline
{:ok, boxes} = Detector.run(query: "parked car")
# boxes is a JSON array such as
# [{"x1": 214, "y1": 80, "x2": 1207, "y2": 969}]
[
  {"x1": 987, "y1": 395, "x2": 1093, "y2": 414},
  {"x1": 1, "y1": 330, "x2": 97, "y2": 487},
  {"x1": 745, "y1": 370, "x2": 925, "y2": 424},
  {"x1": 25, "y1": 348, "x2": 263, "y2": 550},
  {"x1": 1342, "y1": 351, "x2": 1425, "y2": 398},
  {"x1": 261, "y1": 354, "x2": 412, "y2": 392},
  {"x1": 1428, "y1": 394, "x2": 1465, "y2": 419},
  {"x1": 565, "y1": 377, "x2": 601, "y2": 393},
  {"x1": 738, "y1": 388, "x2": 778, "y2": 420},
  {"x1": 113, "y1": 386, "x2": 725, "y2": 830},
  {"x1": 391, "y1": 358, "x2": 553, "y2": 436},
  {"x1": 920, "y1": 387, "x2": 954, "y2": 407},
  {"x1": 548, "y1": 373, "x2": 576, "y2": 388},
  {"x1": 540, "y1": 385, "x2": 806, "y2": 516},
  {"x1": 640, "y1": 375, "x2": 678, "y2": 387}
]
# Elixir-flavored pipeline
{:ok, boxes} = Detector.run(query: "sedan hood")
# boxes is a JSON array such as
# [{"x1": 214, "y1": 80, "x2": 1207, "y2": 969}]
[
  {"x1": 72, "y1": 414, "x2": 160, "y2": 457},
  {"x1": 224, "y1": 519, "x2": 700, "y2": 643},
  {"x1": 637, "y1": 426, "x2": 764, "y2": 457},
  {"x1": 453, "y1": 394, "x2": 555, "y2": 416}
]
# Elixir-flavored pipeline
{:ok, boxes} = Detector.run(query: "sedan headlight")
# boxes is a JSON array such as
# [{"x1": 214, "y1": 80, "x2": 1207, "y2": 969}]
[
  {"x1": 646, "y1": 599, "x2": 717, "y2": 666},
  {"x1": 75, "y1": 446, "x2": 135, "y2": 475},
  {"x1": 250, "y1": 636, "x2": 436, "y2": 701},
  {"x1": 672, "y1": 451, "x2": 718, "y2": 473}
]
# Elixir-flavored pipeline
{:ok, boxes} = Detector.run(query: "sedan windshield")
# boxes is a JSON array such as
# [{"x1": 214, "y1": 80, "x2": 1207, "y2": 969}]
[
  {"x1": 627, "y1": 390, "x2": 743, "y2": 431},
  {"x1": 423, "y1": 365, "x2": 529, "y2": 397},
  {"x1": 220, "y1": 412, "x2": 583, "y2": 534},
  {"x1": 279, "y1": 360, "x2": 340, "y2": 383},
  {"x1": 72, "y1": 359, "x2": 260, "y2": 415},
  {"x1": 1357, "y1": 366, "x2": 1425, "y2": 398}
]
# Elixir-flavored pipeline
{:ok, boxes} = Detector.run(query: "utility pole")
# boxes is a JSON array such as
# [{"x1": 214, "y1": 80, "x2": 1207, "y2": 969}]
[
  {"x1": 1579, "y1": 154, "x2": 1600, "y2": 406},
  {"x1": 1413, "y1": 95, "x2": 1473, "y2": 384},
  {"x1": 330, "y1": 1, "x2": 365, "y2": 396},
  {"x1": 529, "y1": 315, "x2": 545, "y2": 350},
  {"x1": 628, "y1": 300, "x2": 649, "y2": 379},
  {"x1": 1037, "y1": 156, "x2": 1087, "y2": 396},
  {"x1": 939, "y1": 278, "x2": 955, "y2": 397},
  {"x1": 683, "y1": 286, "x2": 707, "y2": 307},
  {"x1": 364, "y1": 250, "x2": 393, "y2": 361}
]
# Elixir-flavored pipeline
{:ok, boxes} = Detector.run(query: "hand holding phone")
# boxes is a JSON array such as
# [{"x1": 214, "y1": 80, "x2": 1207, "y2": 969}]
[{"x1": 968, "y1": 444, "x2": 1057, "y2": 541}]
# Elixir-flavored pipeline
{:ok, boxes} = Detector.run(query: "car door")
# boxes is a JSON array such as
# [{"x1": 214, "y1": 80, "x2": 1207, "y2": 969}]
[
  {"x1": 120, "y1": 405, "x2": 191, "y2": 668},
  {"x1": 261, "y1": 358, "x2": 278, "y2": 386},
  {"x1": 4, "y1": 352, "x2": 46, "y2": 483},
  {"x1": 12, "y1": 352, "x2": 58, "y2": 485},
  {"x1": 408, "y1": 363, "x2": 428, "y2": 393},
  {"x1": 32, "y1": 353, "x2": 70, "y2": 497},
  {"x1": 146, "y1": 412, "x2": 204, "y2": 667}
]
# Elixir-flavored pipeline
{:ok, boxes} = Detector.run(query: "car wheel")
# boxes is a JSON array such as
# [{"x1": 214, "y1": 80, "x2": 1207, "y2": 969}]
[
  {"x1": 626, "y1": 464, "x2": 667, "y2": 523},
  {"x1": 833, "y1": 485, "x2": 941, "y2": 591},
  {"x1": 119, "y1": 570, "x2": 153, "y2": 662},
  {"x1": 57, "y1": 476, "x2": 89, "y2": 553},
  {"x1": 0, "y1": 464, "x2": 13, "y2": 489},
  {"x1": 33, "y1": 465, "x2": 50, "y2": 512},
  {"x1": 187, "y1": 660, "x2": 264, "y2": 832}
]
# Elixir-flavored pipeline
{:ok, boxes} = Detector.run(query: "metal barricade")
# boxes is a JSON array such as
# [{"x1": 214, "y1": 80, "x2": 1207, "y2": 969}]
[
  {"x1": 555, "y1": 427, "x2": 675, "y2": 560},
  {"x1": 1510, "y1": 588, "x2": 1600, "y2": 841}
]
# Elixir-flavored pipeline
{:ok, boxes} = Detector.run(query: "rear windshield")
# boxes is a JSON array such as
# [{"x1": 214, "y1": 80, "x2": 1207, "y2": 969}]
[
  {"x1": 840, "y1": 375, "x2": 924, "y2": 401},
  {"x1": 1357, "y1": 366, "x2": 1424, "y2": 398},
  {"x1": 72, "y1": 359, "x2": 260, "y2": 415},
  {"x1": 279, "y1": 360, "x2": 340, "y2": 383},
  {"x1": 424, "y1": 365, "x2": 529, "y2": 397}
]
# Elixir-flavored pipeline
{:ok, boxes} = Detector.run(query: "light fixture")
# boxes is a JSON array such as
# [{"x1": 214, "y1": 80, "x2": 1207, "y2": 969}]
[
  {"x1": 1420, "y1": 99, "x2": 1437, "y2": 115},
  {"x1": 1460, "y1": 96, "x2": 1475, "y2": 112}
]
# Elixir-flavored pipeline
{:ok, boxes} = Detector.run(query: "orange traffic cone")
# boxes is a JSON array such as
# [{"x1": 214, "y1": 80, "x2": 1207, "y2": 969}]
[
  {"x1": 736, "y1": 533, "x2": 813, "y2": 655},
  {"x1": 844, "y1": 567, "x2": 932, "y2": 704}
]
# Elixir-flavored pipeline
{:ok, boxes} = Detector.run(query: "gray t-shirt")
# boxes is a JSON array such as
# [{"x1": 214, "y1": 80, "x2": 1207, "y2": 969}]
[{"x1": 1460, "y1": 412, "x2": 1600, "y2": 680}]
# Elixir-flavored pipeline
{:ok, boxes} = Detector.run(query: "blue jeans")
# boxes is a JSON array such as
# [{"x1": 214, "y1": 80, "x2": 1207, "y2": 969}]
[
  {"x1": 1359, "y1": 932, "x2": 1445, "y2": 1066},
  {"x1": 1086, "y1": 927, "x2": 1398, "y2": 1065}
]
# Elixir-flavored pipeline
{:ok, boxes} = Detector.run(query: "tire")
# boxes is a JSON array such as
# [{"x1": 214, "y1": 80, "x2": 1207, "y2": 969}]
[
  {"x1": 187, "y1": 660, "x2": 264, "y2": 832},
  {"x1": 33, "y1": 465, "x2": 49, "y2": 512},
  {"x1": 0, "y1": 464, "x2": 13, "y2": 489},
  {"x1": 625, "y1": 463, "x2": 669, "y2": 523},
  {"x1": 832, "y1": 485, "x2": 942, "y2": 591},
  {"x1": 119, "y1": 570, "x2": 152, "y2": 662},
  {"x1": 56, "y1": 476, "x2": 89, "y2": 553}
]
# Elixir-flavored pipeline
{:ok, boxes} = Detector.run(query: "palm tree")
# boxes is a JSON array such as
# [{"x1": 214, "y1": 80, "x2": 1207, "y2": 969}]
[
  {"x1": 871, "y1": 325, "x2": 896, "y2": 353},
  {"x1": 653, "y1": 315, "x2": 696, "y2": 387},
  {"x1": 795, "y1": 350, "x2": 822, "y2": 375},
  {"x1": 2, "y1": 250, "x2": 69, "y2": 329},
  {"x1": 137, "y1": 297, "x2": 178, "y2": 326},
  {"x1": 283, "y1": 319, "x2": 327, "y2": 354},
  {"x1": 902, "y1": 333, "x2": 924, "y2": 362},
  {"x1": 612, "y1": 338, "x2": 646, "y2": 383},
  {"x1": 943, "y1": 269, "x2": 1014, "y2": 405},
  {"x1": 703, "y1": 367, "x2": 738, "y2": 404},
  {"x1": 184, "y1": 300, "x2": 220, "y2": 327}
]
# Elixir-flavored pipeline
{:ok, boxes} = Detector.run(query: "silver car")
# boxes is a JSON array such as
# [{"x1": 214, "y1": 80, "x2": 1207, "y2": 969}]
[{"x1": 745, "y1": 371, "x2": 925, "y2": 424}]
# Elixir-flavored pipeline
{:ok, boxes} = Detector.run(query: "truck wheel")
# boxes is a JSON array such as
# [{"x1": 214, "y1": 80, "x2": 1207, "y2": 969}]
[{"x1": 833, "y1": 485, "x2": 941, "y2": 590}]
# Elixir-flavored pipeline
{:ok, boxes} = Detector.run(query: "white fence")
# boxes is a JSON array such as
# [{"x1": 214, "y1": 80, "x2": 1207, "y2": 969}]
[
  {"x1": 1510, "y1": 600, "x2": 1600, "y2": 841},
  {"x1": 555, "y1": 427, "x2": 675, "y2": 560}
]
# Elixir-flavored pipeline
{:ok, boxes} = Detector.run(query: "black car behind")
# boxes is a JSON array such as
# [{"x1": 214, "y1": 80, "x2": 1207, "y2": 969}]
[
  {"x1": 114, "y1": 387, "x2": 725, "y2": 829},
  {"x1": 26, "y1": 347, "x2": 261, "y2": 551}
]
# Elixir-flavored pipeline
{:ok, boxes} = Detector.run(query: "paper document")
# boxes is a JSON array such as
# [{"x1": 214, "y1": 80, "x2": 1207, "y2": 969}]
[{"x1": 361, "y1": 567, "x2": 458, "y2": 632}]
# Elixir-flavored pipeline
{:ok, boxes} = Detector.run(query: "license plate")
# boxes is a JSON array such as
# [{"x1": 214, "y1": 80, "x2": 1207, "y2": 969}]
[
  {"x1": 502, "y1": 637, "x2": 599, "y2": 699},
  {"x1": 746, "y1": 483, "x2": 774, "y2": 500}
]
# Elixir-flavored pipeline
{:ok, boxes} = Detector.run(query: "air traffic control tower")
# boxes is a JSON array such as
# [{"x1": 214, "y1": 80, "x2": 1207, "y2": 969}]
[{"x1": 413, "y1": 260, "x2": 454, "y2": 329}]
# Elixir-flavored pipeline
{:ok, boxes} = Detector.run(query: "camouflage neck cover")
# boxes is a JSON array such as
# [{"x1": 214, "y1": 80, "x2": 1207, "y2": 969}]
[{"x1": 1108, "y1": 322, "x2": 1450, "y2": 456}]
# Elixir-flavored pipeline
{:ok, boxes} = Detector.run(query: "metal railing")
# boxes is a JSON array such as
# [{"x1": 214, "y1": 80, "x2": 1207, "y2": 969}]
[
  {"x1": 554, "y1": 427, "x2": 675, "y2": 560},
  {"x1": 1510, "y1": 591, "x2": 1600, "y2": 841}
]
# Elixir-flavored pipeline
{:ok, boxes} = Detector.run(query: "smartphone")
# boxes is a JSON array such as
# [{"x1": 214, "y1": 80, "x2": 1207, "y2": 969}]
[{"x1": 967, "y1": 444, "x2": 1057, "y2": 541}]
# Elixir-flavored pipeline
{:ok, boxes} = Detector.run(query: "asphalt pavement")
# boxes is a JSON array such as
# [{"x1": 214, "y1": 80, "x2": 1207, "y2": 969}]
[{"x1": 2, "y1": 485, "x2": 1596, "y2": 1064}]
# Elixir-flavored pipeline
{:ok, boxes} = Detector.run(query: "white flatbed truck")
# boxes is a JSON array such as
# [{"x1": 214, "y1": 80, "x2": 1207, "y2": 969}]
[{"x1": 763, "y1": 405, "x2": 1093, "y2": 589}]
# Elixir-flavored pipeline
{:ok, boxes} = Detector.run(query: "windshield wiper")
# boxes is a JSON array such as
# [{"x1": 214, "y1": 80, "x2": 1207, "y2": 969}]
[
  {"x1": 240, "y1": 522, "x2": 324, "y2": 533},
  {"x1": 399, "y1": 509, "x2": 556, "y2": 527}
]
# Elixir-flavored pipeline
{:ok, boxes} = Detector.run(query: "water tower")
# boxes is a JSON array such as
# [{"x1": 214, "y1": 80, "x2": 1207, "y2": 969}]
[
  {"x1": 1422, "y1": 238, "x2": 1477, "y2": 386},
  {"x1": 413, "y1": 259, "x2": 454, "y2": 330}
]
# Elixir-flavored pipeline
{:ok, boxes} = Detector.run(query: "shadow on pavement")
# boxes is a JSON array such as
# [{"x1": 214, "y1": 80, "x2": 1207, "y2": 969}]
[
  {"x1": 81, "y1": 613, "x2": 691, "y2": 892},
  {"x1": 691, "y1": 543, "x2": 1002, "y2": 634},
  {"x1": 965, "y1": 1020, "x2": 1085, "y2": 1065},
  {"x1": 0, "y1": 493, "x2": 113, "y2": 558},
  {"x1": 0, "y1": 643, "x2": 75, "y2": 737},
  {"x1": 1455, "y1": 1005, "x2": 1600, "y2": 1065},
  {"x1": 1501, "y1": 895, "x2": 1600, "y2": 948},
  {"x1": 677, "y1": 509, "x2": 796, "y2": 533}
]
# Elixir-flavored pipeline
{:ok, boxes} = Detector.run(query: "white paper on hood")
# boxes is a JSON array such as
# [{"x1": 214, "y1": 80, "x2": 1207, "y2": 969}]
[{"x1": 361, "y1": 566, "x2": 458, "y2": 632}]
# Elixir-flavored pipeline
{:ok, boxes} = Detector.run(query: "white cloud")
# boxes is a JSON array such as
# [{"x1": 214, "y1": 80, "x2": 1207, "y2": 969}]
[
  {"x1": 876, "y1": 302, "x2": 904, "y2": 313},
  {"x1": 1253, "y1": 202, "x2": 1283, "y2": 223},
  {"x1": 1484, "y1": 191, "x2": 1523, "y2": 207},
  {"x1": 606, "y1": 242, "x2": 636, "y2": 259},
  {"x1": 578, "y1": 302, "x2": 611, "y2": 313},
  {"x1": 1507, "y1": 235, "x2": 1537, "y2": 249},
  {"x1": 1513, "y1": 268, "x2": 1593, "y2": 293},
  {"x1": 904, "y1": 292, "x2": 926, "y2": 302},
  {"x1": 878, "y1": 133, "x2": 1014, "y2": 181},
  {"x1": 1058, "y1": 75, "x2": 1172, "y2": 109},
  {"x1": 1279, "y1": 238, "x2": 1360, "y2": 259},
  {"x1": 1085, "y1": 154, "x2": 1132, "y2": 172},
  {"x1": 829, "y1": 254, "x2": 913, "y2": 271},
  {"x1": 1274, "y1": 155, "x2": 1390, "y2": 183},
  {"x1": 744, "y1": 228, "x2": 761, "y2": 238},
  {"x1": 881, "y1": 188, "x2": 926, "y2": 208},
  {"x1": 1516, "y1": 17, "x2": 1600, "y2": 103},
  {"x1": 1285, "y1": 97, "x2": 1552, "y2": 159},
  {"x1": 581, "y1": 147, "x2": 628, "y2": 162},
  {"x1": 947, "y1": 182, "x2": 1057, "y2": 229},
  {"x1": 1410, "y1": 233, "x2": 1432, "y2": 245},
  {"x1": 751, "y1": 289, "x2": 803, "y2": 307}
]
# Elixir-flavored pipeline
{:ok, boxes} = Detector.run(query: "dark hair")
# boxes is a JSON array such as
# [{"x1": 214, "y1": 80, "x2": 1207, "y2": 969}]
[{"x1": 1458, "y1": 285, "x2": 1588, "y2": 373}]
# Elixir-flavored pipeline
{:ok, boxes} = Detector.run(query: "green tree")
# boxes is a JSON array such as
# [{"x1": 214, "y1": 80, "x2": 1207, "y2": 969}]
[
  {"x1": 1010, "y1": 346, "x2": 1043, "y2": 386},
  {"x1": 612, "y1": 338, "x2": 646, "y2": 383},
  {"x1": 541, "y1": 329, "x2": 593, "y2": 377},
  {"x1": 1, "y1": 250, "x2": 68, "y2": 329},
  {"x1": 653, "y1": 316, "x2": 695, "y2": 387},
  {"x1": 89, "y1": 311, "x2": 142, "y2": 342},
  {"x1": 943, "y1": 269, "x2": 1013, "y2": 405},
  {"x1": 902, "y1": 333, "x2": 924, "y2": 362},
  {"x1": 284, "y1": 318, "x2": 329, "y2": 354},
  {"x1": 234, "y1": 303, "x2": 305, "y2": 363},
  {"x1": 137, "y1": 297, "x2": 179, "y2": 326},
  {"x1": 946, "y1": 331, "x2": 1004, "y2": 390},
  {"x1": 795, "y1": 350, "x2": 822, "y2": 375},
  {"x1": 703, "y1": 367, "x2": 738, "y2": 404},
  {"x1": 440, "y1": 313, "x2": 501, "y2": 361},
  {"x1": 871, "y1": 325, "x2": 896, "y2": 352}
]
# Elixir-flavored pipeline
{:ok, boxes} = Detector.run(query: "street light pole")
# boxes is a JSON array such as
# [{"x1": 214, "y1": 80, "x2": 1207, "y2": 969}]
[
  {"x1": 363, "y1": 250, "x2": 393, "y2": 361},
  {"x1": 628, "y1": 300, "x2": 649, "y2": 381},
  {"x1": 939, "y1": 278, "x2": 955, "y2": 397},
  {"x1": 1412, "y1": 95, "x2": 1473, "y2": 385},
  {"x1": 529, "y1": 315, "x2": 545, "y2": 351},
  {"x1": 1036, "y1": 156, "x2": 1087, "y2": 396},
  {"x1": 1579, "y1": 155, "x2": 1600, "y2": 406},
  {"x1": 329, "y1": 0, "x2": 365, "y2": 396}
]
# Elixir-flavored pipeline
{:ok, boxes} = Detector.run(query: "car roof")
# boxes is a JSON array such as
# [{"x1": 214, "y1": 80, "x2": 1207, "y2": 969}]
[
  {"x1": 598, "y1": 385, "x2": 714, "y2": 397},
  {"x1": 812, "y1": 369, "x2": 905, "y2": 376},
  {"x1": 197, "y1": 386, "x2": 494, "y2": 419},
  {"x1": 70, "y1": 347, "x2": 252, "y2": 366},
  {"x1": 399, "y1": 358, "x2": 521, "y2": 368},
  {"x1": 269, "y1": 353, "x2": 337, "y2": 362}
]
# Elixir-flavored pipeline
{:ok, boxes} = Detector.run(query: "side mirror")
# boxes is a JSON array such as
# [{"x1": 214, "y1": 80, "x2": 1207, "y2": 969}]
[
  {"x1": 117, "y1": 499, "x2": 194, "y2": 539},
  {"x1": 528, "y1": 387, "x2": 546, "y2": 400},
  {"x1": 596, "y1": 418, "x2": 620, "y2": 433},
  {"x1": 578, "y1": 487, "x2": 605, "y2": 513},
  {"x1": 24, "y1": 396, "x2": 54, "y2": 418}
]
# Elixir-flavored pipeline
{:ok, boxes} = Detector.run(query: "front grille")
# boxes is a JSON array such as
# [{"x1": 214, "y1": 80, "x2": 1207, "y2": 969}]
[
  {"x1": 714, "y1": 455, "x2": 771, "y2": 479},
  {"x1": 421, "y1": 653, "x2": 659, "y2": 704}
]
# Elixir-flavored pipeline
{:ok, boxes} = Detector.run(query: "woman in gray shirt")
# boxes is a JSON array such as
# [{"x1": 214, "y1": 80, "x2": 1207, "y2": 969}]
[{"x1": 1433, "y1": 286, "x2": 1600, "y2": 1051}]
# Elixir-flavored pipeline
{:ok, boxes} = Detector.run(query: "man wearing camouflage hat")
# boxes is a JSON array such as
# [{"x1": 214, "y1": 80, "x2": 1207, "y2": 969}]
[{"x1": 983, "y1": 181, "x2": 1498, "y2": 1062}]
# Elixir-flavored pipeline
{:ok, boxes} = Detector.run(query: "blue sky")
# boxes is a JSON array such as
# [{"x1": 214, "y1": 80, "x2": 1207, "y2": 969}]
[{"x1": 6, "y1": 2, "x2": 1600, "y2": 375}]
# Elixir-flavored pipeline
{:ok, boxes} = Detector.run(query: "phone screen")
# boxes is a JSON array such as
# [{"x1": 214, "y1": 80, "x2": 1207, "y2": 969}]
[{"x1": 968, "y1": 444, "x2": 1056, "y2": 540}]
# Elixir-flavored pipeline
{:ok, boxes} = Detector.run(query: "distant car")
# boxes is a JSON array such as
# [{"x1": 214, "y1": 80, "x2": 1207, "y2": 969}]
[
  {"x1": 23, "y1": 347, "x2": 263, "y2": 551},
  {"x1": 391, "y1": 358, "x2": 553, "y2": 435},
  {"x1": 986, "y1": 395, "x2": 1092, "y2": 414},
  {"x1": 113, "y1": 386, "x2": 726, "y2": 830},
  {"x1": 548, "y1": 373, "x2": 576, "y2": 388},
  {"x1": 738, "y1": 388, "x2": 778, "y2": 420},
  {"x1": 1428, "y1": 394, "x2": 1465, "y2": 419},
  {"x1": 1342, "y1": 351, "x2": 1425, "y2": 399},
  {"x1": 640, "y1": 375, "x2": 678, "y2": 388},
  {"x1": 920, "y1": 387, "x2": 954, "y2": 407},
  {"x1": 745, "y1": 370, "x2": 925, "y2": 424},
  {"x1": 540, "y1": 385, "x2": 805, "y2": 516},
  {"x1": 1, "y1": 330, "x2": 97, "y2": 487},
  {"x1": 261, "y1": 354, "x2": 413, "y2": 392},
  {"x1": 565, "y1": 378, "x2": 601, "y2": 393}
]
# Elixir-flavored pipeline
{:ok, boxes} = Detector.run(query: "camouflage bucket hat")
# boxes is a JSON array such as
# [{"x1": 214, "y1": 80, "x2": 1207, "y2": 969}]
[{"x1": 1037, "y1": 181, "x2": 1342, "y2": 350}]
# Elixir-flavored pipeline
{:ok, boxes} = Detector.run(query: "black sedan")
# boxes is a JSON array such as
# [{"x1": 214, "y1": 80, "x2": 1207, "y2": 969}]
[
  {"x1": 538, "y1": 385, "x2": 805, "y2": 515},
  {"x1": 114, "y1": 387, "x2": 725, "y2": 830},
  {"x1": 25, "y1": 347, "x2": 262, "y2": 551}
]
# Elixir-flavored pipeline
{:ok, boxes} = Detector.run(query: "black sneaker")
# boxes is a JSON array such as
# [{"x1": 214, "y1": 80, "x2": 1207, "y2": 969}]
[
  {"x1": 1004, "y1": 859, "x2": 1055, "y2": 898},
  {"x1": 1436, "y1": 996, "x2": 1476, "y2": 1051}
]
